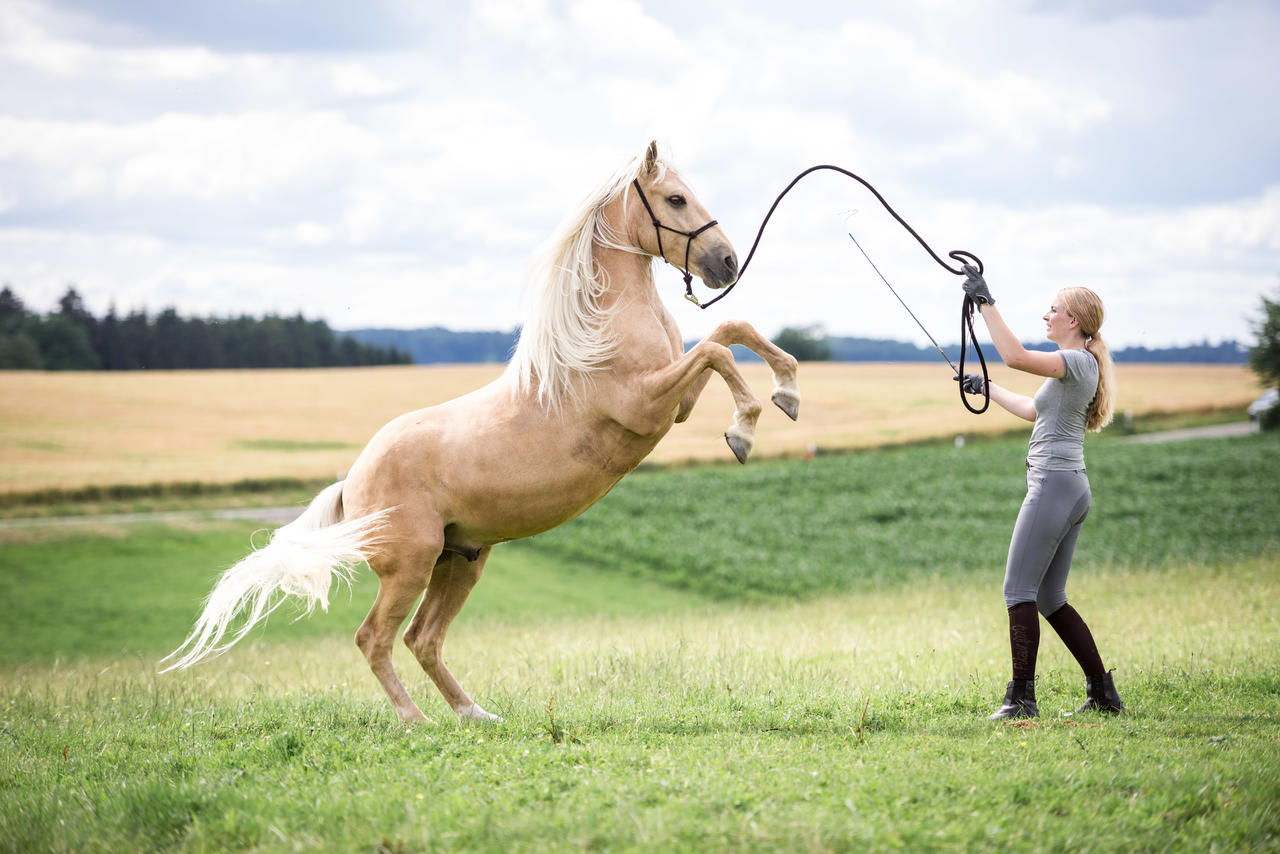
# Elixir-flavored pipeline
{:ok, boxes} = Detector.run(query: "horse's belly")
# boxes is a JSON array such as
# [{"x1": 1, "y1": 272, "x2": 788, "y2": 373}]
[{"x1": 447, "y1": 465, "x2": 623, "y2": 545}]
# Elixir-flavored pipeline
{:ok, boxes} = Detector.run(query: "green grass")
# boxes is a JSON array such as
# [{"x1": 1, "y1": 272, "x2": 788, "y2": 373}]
[
  {"x1": 1, "y1": 561, "x2": 1277, "y2": 853},
  {"x1": 0, "y1": 526, "x2": 707, "y2": 665},
  {"x1": 1, "y1": 432, "x2": 1278, "y2": 852}
]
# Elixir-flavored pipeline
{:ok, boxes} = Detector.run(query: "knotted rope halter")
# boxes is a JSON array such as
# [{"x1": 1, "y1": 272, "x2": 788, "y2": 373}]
[{"x1": 631, "y1": 178, "x2": 722, "y2": 298}]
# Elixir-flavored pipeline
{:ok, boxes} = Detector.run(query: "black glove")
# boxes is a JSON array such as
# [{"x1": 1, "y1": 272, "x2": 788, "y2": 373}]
[
  {"x1": 961, "y1": 264, "x2": 995, "y2": 306},
  {"x1": 953, "y1": 372, "x2": 986, "y2": 395}
]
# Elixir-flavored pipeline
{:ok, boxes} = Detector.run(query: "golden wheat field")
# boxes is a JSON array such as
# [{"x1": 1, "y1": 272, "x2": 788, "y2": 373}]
[{"x1": 0, "y1": 362, "x2": 1263, "y2": 494}]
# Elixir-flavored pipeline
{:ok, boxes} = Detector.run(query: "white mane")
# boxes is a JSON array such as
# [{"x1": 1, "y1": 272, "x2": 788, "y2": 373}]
[{"x1": 506, "y1": 150, "x2": 668, "y2": 411}]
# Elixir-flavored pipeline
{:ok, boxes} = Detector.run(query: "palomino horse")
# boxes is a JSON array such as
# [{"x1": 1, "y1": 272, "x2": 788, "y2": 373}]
[{"x1": 164, "y1": 141, "x2": 801, "y2": 723}]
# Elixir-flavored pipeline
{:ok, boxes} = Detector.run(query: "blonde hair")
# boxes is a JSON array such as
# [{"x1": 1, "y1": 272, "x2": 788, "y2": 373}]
[
  {"x1": 1059, "y1": 286, "x2": 1114, "y2": 431},
  {"x1": 506, "y1": 147, "x2": 663, "y2": 410}
]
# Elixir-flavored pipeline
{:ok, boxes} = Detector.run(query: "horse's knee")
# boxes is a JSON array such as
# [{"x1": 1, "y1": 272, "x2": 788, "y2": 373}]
[
  {"x1": 699, "y1": 339, "x2": 734, "y2": 367},
  {"x1": 712, "y1": 319, "x2": 749, "y2": 341}
]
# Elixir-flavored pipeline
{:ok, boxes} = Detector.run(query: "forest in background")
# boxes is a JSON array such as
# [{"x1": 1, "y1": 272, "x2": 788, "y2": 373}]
[{"x1": 0, "y1": 286, "x2": 409, "y2": 370}]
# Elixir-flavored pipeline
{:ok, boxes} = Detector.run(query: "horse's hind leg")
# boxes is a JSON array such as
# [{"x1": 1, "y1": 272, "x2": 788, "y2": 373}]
[
  {"x1": 355, "y1": 542, "x2": 440, "y2": 724},
  {"x1": 403, "y1": 547, "x2": 500, "y2": 722}
]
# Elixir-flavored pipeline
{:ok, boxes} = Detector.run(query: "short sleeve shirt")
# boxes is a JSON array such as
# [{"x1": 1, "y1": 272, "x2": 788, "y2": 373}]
[{"x1": 1028, "y1": 348, "x2": 1098, "y2": 470}]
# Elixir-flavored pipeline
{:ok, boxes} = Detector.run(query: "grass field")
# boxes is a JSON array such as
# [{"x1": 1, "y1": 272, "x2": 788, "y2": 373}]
[
  {"x1": 0, "y1": 362, "x2": 1262, "y2": 495},
  {"x1": 2, "y1": 432, "x2": 1277, "y2": 852}
]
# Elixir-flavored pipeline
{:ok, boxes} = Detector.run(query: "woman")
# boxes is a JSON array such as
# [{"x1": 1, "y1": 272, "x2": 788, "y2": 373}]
[{"x1": 958, "y1": 266, "x2": 1126, "y2": 720}]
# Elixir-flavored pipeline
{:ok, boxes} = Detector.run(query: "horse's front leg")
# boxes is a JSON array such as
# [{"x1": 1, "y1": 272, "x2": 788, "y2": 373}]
[
  {"x1": 676, "y1": 319, "x2": 801, "y2": 423},
  {"x1": 641, "y1": 341, "x2": 763, "y2": 463}
]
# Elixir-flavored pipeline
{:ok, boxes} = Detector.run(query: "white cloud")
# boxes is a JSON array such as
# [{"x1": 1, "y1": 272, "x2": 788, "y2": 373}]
[
  {"x1": 0, "y1": 111, "x2": 374, "y2": 206},
  {"x1": 470, "y1": 0, "x2": 562, "y2": 47},
  {"x1": 1, "y1": 0, "x2": 226, "y2": 79},
  {"x1": 329, "y1": 62, "x2": 401, "y2": 98},
  {"x1": 287, "y1": 222, "x2": 337, "y2": 246},
  {"x1": 0, "y1": 0, "x2": 1276, "y2": 350},
  {"x1": 567, "y1": 0, "x2": 683, "y2": 60}
]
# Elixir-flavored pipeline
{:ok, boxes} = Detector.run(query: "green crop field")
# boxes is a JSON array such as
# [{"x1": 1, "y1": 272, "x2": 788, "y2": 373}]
[{"x1": 1, "y1": 432, "x2": 1278, "y2": 852}]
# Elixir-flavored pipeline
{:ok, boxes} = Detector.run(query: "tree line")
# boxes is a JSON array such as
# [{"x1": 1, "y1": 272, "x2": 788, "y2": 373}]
[
  {"x1": 0, "y1": 286, "x2": 410, "y2": 370},
  {"x1": 767, "y1": 325, "x2": 1247, "y2": 364},
  {"x1": 347, "y1": 327, "x2": 520, "y2": 365},
  {"x1": 343, "y1": 324, "x2": 1249, "y2": 365}
]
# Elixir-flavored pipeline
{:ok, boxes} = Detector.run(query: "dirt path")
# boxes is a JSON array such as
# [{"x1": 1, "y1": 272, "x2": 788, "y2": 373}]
[
  {"x1": 1121, "y1": 421, "x2": 1259, "y2": 444},
  {"x1": 0, "y1": 505, "x2": 302, "y2": 531}
]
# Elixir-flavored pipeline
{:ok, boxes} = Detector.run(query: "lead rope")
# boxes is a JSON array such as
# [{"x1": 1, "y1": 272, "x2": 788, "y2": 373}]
[
  {"x1": 689, "y1": 163, "x2": 990, "y2": 414},
  {"x1": 958, "y1": 296, "x2": 990, "y2": 414}
]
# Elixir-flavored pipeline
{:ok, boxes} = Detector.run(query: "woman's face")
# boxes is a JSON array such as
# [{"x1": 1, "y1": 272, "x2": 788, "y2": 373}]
[{"x1": 1043, "y1": 298, "x2": 1079, "y2": 344}]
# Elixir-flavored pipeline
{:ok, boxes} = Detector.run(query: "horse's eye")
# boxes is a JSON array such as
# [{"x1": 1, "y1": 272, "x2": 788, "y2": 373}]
[{"x1": 667, "y1": 195, "x2": 686, "y2": 208}]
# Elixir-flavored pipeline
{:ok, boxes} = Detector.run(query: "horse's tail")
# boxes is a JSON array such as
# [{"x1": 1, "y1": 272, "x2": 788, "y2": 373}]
[{"x1": 160, "y1": 481, "x2": 393, "y2": 672}]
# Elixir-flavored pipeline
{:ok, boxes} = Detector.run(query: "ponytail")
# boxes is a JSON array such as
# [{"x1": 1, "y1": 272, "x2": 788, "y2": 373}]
[
  {"x1": 1084, "y1": 333, "x2": 1114, "y2": 432},
  {"x1": 1059, "y1": 286, "x2": 1115, "y2": 432}
]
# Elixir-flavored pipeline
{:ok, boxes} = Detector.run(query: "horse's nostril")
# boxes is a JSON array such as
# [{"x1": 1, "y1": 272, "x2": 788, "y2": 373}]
[{"x1": 724, "y1": 255, "x2": 738, "y2": 276}]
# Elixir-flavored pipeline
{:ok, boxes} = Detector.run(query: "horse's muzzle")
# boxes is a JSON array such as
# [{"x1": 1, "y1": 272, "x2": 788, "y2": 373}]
[{"x1": 698, "y1": 245, "x2": 739, "y2": 290}]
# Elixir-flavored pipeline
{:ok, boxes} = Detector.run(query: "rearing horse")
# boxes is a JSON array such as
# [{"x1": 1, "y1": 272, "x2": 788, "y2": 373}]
[{"x1": 164, "y1": 141, "x2": 801, "y2": 723}]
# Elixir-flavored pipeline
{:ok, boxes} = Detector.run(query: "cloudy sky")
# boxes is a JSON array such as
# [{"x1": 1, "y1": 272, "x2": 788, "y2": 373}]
[{"x1": 1, "y1": 0, "x2": 1277, "y2": 349}]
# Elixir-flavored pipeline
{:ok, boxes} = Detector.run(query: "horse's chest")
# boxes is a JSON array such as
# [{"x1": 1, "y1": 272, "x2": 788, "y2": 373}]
[{"x1": 570, "y1": 430, "x2": 642, "y2": 477}]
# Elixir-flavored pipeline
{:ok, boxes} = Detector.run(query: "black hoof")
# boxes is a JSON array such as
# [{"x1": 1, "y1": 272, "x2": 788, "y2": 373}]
[
  {"x1": 771, "y1": 389, "x2": 800, "y2": 421},
  {"x1": 725, "y1": 434, "x2": 751, "y2": 464}
]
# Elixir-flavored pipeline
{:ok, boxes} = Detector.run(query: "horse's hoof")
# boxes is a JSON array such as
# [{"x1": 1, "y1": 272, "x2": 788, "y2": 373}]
[
  {"x1": 456, "y1": 704, "x2": 504, "y2": 724},
  {"x1": 725, "y1": 433, "x2": 752, "y2": 464},
  {"x1": 771, "y1": 389, "x2": 800, "y2": 421}
]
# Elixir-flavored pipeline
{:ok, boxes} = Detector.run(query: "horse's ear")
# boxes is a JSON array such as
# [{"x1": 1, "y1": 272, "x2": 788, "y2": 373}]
[{"x1": 643, "y1": 141, "x2": 659, "y2": 176}]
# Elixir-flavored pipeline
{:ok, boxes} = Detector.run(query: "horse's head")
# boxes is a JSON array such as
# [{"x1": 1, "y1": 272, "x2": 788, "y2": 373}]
[{"x1": 629, "y1": 141, "x2": 738, "y2": 291}]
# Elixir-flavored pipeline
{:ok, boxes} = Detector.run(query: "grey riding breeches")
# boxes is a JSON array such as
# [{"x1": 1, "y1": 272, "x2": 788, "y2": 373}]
[{"x1": 1003, "y1": 466, "x2": 1092, "y2": 613}]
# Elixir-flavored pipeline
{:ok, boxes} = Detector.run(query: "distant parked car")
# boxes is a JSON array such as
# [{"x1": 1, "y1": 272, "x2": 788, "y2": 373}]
[{"x1": 1248, "y1": 388, "x2": 1279, "y2": 419}]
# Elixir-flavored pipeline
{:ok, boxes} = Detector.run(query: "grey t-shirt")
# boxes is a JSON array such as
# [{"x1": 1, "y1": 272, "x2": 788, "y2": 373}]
[{"x1": 1028, "y1": 348, "x2": 1098, "y2": 470}]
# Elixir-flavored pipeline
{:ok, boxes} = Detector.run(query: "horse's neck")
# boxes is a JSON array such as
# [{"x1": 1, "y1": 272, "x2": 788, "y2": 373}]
[
  {"x1": 593, "y1": 244, "x2": 684, "y2": 371},
  {"x1": 502, "y1": 239, "x2": 672, "y2": 414},
  {"x1": 595, "y1": 244, "x2": 669, "y2": 322}
]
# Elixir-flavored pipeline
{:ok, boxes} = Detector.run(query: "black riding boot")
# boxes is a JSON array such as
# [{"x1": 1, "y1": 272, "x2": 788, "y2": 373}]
[
  {"x1": 988, "y1": 679, "x2": 1038, "y2": 720},
  {"x1": 1076, "y1": 671, "x2": 1125, "y2": 714}
]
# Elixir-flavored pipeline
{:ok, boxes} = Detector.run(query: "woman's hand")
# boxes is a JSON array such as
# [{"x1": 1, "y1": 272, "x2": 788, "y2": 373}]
[
  {"x1": 972, "y1": 376, "x2": 1038, "y2": 422},
  {"x1": 962, "y1": 264, "x2": 995, "y2": 306},
  {"x1": 954, "y1": 372, "x2": 986, "y2": 395}
]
